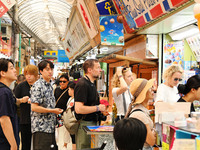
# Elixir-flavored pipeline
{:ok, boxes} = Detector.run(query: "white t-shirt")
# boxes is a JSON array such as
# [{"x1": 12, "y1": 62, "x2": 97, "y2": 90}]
[
  {"x1": 155, "y1": 83, "x2": 180, "y2": 103},
  {"x1": 112, "y1": 88, "x2": 132, "y2": 116}
]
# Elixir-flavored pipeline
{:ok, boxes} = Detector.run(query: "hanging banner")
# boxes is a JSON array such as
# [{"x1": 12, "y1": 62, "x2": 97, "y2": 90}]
[
  {"x1": 63, "y1": 11, "x2": 88, "y2": 59},
  {"x1": 100, "y1": 15, "x2": 124, "y2": 46},
  {"x1": 0, "y1": 36, "x2": 12, "y2": 56},
  {"x1": 0, "y1": 0, "x2": 16, "y2": 18},
  {"x1": 113, "y1": 0, "x2": 189, "y2": 33},
  {"x1": 77, "y1": 0, "x2": 98, "y2": 39},
  {"x1": 57, "y1": 50, "x2": 69, "y2": 63},
  {"x1": 96, "y1": 0, "x2": 117, "y2": 15}
]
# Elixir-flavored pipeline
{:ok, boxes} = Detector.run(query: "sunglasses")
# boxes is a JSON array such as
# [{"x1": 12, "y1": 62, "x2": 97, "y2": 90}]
[
  {"x1": 174, "y1": 78, "x2": 182, "y2": 81},
  {"x1": 122, "y1": 67, "x2": 129, "y2": 72},
  {"x1": 59, "y1": 81, "x2": 67, "y2": 83}
]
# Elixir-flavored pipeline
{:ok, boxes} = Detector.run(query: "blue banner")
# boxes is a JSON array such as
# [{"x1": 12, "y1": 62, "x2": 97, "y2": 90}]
[
  {"x1": 96, "y1": 0, "x2": 117, "y2": 15},
  {"x1": 57, "y1": 50, "x2": 69, "y2": 63}
]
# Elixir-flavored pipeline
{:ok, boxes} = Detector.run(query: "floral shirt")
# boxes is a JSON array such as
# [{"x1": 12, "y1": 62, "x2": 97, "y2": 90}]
[{"x1": 30, "y1": 78, "x2": 56, "y2": 133}]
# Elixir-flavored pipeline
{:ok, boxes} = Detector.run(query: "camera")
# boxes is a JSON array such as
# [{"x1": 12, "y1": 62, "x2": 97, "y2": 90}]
[{"x1": 96, "y1": 112, "x2": 107, "y2": 121}]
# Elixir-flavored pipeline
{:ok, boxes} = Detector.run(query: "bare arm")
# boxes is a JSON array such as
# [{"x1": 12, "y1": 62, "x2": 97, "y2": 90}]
[
  {"x1": 0, "y1": 116, "x2": 17, "y2": 150},
  {"x1": 115, "y1": 67, "x2": 128, "y2": 96},
  {"x1": 145, "y1": 124, "x2": 156, "y2": 146},
  {"x1": 75, "y1": 102, "x2": 106, "y2": 114},
  {"x1": 16, "y1": 96, "x2": 29, "y2": 105},
  {"x1": 31, "y1": 103, "x2": 63, "y2": 115}
]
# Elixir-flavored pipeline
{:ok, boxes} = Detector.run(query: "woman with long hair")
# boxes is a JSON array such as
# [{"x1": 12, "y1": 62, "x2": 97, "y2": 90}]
[{"x1": 111, "y1": 67, "x2": 136, "y2": 122}]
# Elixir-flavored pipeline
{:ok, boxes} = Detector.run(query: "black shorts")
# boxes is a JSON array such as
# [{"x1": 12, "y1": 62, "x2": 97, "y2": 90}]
[{"x1": 33, "y1": 132, "x2": 57, "y2": 150}]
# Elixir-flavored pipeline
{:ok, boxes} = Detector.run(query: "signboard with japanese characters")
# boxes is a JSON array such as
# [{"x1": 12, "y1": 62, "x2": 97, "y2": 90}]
[
  {"x1": 0, "y1": 0, "x2": 16, "y2": 18},
  {"x1": 113, "y1": 0, "x2": 189, "y2": 33}
]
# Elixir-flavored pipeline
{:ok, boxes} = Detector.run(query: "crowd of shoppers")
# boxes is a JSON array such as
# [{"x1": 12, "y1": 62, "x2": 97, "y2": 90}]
[{"x1": 1, "y1": 57, "x2": 200, "y2": 150}]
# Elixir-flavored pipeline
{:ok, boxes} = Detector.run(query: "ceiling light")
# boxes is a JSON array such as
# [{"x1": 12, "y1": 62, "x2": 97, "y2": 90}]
[{"x1": 169, "y1": 25, "x2": 200, "y2": 40}]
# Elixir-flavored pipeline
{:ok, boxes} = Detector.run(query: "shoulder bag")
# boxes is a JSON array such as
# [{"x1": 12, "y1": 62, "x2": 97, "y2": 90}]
[{"x1": 63, "y1": 98, "x2": 79, "y2": 135}]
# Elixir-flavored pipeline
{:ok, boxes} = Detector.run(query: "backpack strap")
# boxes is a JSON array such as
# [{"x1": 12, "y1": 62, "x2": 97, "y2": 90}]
[{"x1": 128, "y1": 109, "x2": 143, "y2": 117}]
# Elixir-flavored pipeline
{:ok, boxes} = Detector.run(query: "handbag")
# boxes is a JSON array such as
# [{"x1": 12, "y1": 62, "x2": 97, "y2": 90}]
[{"x1": 63, "y1": 98, "x2": 79, "y2": 135}]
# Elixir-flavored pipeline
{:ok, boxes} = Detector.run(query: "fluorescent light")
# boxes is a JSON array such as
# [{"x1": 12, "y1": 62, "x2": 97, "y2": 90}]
[{"x1": 169, "y1": 25, "x2": 200, "y2": 40}]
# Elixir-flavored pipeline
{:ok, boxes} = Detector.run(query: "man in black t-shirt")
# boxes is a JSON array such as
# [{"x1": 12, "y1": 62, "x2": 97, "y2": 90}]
[
  {"x1": 74, "y1": 59, "x2": 106, "y2": 149},
  {"x1": 14, "y1": 64, "x2": 38, "y2": 150}
]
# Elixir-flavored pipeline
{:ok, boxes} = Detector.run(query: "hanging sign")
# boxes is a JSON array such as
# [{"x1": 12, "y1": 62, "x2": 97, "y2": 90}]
[
  {"x1": 63, "y1": 11, "x2": 88, "y2": 59},
  {"x1": 100, "y1": 15, "x2": 124, "y2": 46},
  {"x1": 0, "y1": 36, "x2": 11, "y2": 56},
  {"x1": 44, "y1": 51, "x2": 58, "y2": 57},
  {"x1": 0, "y1": 0, "x2": 16, "y2": 18},
  {"x1": 57, "y1": 50, "x2": 69, "y2": 63},
  {"x1": 113, "y1": 0, "x2": 189, "y2": 33},
  {"x1": 96, "y1": 0, "x2": 117, "y2": 15},
  {"x1": 77, "y1": 0, "x2": 98, "y2": 39}
]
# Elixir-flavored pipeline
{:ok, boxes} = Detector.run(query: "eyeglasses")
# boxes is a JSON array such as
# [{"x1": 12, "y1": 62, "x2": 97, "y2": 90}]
[
  {"x1": 59, "y1": 81, "x2": 67, "y2": 83},
  {"x1": 174, "y1": 78, "x2": 182, "y2": 81}
]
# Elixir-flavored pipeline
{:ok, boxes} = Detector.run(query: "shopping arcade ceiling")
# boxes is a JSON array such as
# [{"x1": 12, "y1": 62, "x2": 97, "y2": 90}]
[
  {"x1": 7, "y1": 0, "x2": 198, "y2": 60},
  {"x1": 17, "y1": 0, "x2": 73, "y2": 51}
]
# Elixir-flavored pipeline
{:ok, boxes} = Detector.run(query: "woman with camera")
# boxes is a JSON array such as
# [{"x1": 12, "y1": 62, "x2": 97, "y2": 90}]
[{"x1": 111, "y1": 67, "x2": 135, "y2": 122}]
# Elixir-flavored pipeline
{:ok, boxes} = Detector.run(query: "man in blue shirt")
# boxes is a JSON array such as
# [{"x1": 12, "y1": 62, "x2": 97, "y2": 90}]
[{"x1": 0, "y1": 58, "x2": 20, "y2": 150}]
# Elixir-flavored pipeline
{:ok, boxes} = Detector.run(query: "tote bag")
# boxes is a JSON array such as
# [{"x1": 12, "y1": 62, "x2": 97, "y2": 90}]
[{"x1": 63, "y1": 100, "x2": 79, "y2": 135}]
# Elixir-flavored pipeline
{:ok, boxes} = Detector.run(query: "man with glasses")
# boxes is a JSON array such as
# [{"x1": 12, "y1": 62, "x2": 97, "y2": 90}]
[{"x1": 54, "y1": 73, "x2": 71, "y2": 150}]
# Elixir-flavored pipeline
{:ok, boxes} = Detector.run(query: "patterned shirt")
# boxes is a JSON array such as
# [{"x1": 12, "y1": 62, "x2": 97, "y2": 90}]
[{"x1": 30, "y1": 78, "x2": 56, "y2": 133}]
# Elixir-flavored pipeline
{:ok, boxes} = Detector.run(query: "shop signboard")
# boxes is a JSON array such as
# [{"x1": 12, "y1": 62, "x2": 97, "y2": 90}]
[
  {"x1": 96, "y1": 0, "x2": 117, "y2": 15},
  {"x1": 77, "y1": 0, "x2": 98, "y2": 39},
  {"x1": 113, "y1": 0, "x2": 189, "y2": 33},
  {"x1": 112, "y1": 0, "x2": 136, "y2": 33},
  {"x1": 0, "y1": 0, "x2": 16, "y2": 18},
  {"x1": 57, "y1": 50, "x2": 69, "y2": 63},
  {"x1": 63, "y1": 11, "x2": 88, "y2": 59},
  {"x1": 163, "y1": 41, "x2": 184, "y2": 70},
  {"x1": 100, "y1": 15, "x2": 124, "y2": 46},
  {"x1": 44, "y1": 51, "x2": 58, "y2": 57}
]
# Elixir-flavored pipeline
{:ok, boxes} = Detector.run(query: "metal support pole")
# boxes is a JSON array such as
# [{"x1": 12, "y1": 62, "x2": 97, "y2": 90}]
[
  {"x1": 29, "y1": 38, "x2": 30, "y2": 46},
  {"x1": 19, "y1": 33, "x2": 21, "y2": 73}
]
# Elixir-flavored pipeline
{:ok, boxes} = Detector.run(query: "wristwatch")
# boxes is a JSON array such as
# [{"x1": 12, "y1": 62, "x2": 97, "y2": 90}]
[{"x1": 96, "y1": 105, "x2": 100, "y2": 112}]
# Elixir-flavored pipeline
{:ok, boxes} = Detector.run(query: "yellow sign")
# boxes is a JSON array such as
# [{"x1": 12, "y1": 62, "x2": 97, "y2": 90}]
[{"x1": 44, "y1": 51, "x2": 58, "y2": 57}]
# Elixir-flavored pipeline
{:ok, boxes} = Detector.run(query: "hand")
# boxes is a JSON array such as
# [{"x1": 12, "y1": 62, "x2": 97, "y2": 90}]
[
  {"x1": 21, "y1": 96, "x2": 29, "y2": 103},
  {"x1": 10, "y1": 144, "x2": 17, "y2": 150},
  {"x1": 53, "y1": 108, "x2": 63, "y2": 115},
  {"x1": 99, "y1": 104, "x2": 106, "y2": 112},
  {"x1": 116, "y1": 67, "x2": 123, "y2": 77},
  {"x1": 151, "y1": 128, "x2": 157, "y2": 137}
]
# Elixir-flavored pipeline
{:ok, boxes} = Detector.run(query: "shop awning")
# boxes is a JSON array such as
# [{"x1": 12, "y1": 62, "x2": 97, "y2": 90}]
[{"x1": 99, "y1": 54, "x2": 157, "y2": 66}]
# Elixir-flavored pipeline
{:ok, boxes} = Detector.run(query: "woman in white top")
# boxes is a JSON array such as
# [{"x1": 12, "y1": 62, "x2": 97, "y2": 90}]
[
  {"x1": 155, "y1": 64, "x2": 183, "y2": 103},
  {"x1": 111, "y1": 67, "x2": 136, "y2": 122}
]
